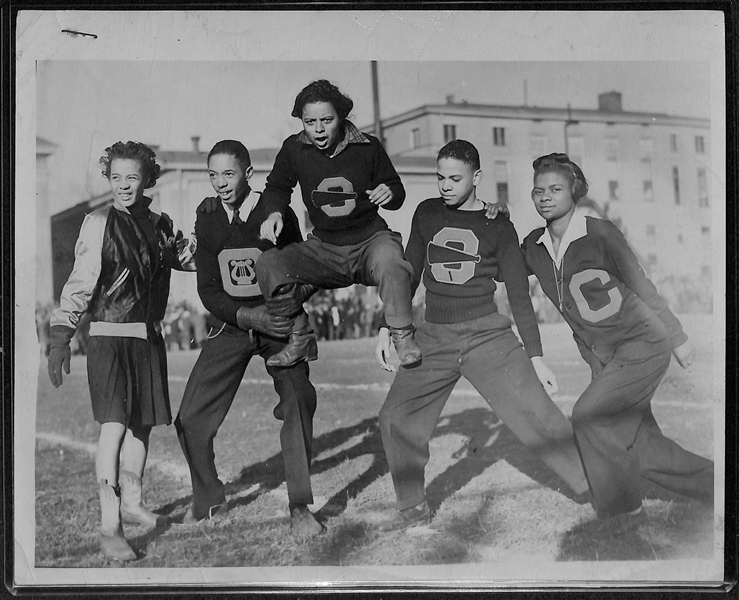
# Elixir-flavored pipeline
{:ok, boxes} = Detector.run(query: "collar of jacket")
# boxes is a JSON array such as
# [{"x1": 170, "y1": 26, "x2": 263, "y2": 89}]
[
  {"x1": 536, "y1": 209, "x2": 589, "y2": 268},
  {"x1": 112, "y1": 196, "x2": 162, "y2": 226},
  {"x1": 297, "y1": 120, "x2": 370, "y2": 158}
]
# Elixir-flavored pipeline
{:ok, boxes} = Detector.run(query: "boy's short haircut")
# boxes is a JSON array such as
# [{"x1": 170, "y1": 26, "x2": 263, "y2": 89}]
[
  {"x1": 291, "y1": 79, "x2": 354, "y2": 121},
  {"x1": 100, "y1": 141, "x2": 161, "y2": 189},
  {"x1": 208, "y1": 140, "x2": 252, "y2": 171},
  {"x1": 533, "y1": 153, "x2": 589, "y2": 201},
  {"x1": 437, "y1": 139, "x2": 480, "y2": 171}
]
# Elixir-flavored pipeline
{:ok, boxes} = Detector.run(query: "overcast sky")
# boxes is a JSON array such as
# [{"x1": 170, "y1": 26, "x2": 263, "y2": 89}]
[{"x1": 37, "y1": 59, "x2": 711, "y2": 211}]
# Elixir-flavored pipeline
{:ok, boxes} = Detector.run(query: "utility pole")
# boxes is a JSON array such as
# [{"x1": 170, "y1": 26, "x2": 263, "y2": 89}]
[
  {"x1": 371, "y1": 61, "x2": 384, "y2": 145},
  {"x1": 564, "y1": 103, "x2": 578, "y2": 155},
  {"x1": 367, "y1": 60, "x2": 384, "y2": 309}
]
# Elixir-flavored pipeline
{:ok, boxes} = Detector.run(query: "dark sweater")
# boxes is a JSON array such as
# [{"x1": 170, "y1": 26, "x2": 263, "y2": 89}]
[
  {"x1": 406, "y1": 198, "x2": 543, "y2": 357},
  {"x1": 260, "y1": 124, "x2": 405, "y2": 246},
  {"x1": 194, "y1": 192, "x2": 302, "y2": 326},
  {"x1": 521, "y1": 216, "x2": 687, "y2": 365}
]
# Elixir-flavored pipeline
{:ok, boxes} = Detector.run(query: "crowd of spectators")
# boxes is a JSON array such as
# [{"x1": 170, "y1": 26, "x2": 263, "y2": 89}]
[{"x1": 35, "y1": 274, "x2": 711, "y2": 357}]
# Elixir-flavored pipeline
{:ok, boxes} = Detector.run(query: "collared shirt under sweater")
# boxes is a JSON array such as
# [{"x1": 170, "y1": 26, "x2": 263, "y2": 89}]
[
  {"x1": 521, "y1": 212, "x2": 687, "y2": 365},
  {"x1": 260, "y1": 121, "x2": 406, "y2": 246},
  {"x1": 195, "y1": 191, "x2": 302, "y2": 327}
]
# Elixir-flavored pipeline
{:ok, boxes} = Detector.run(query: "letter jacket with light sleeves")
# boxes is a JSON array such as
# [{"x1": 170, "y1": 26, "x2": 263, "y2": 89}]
[
  {"x1": 50, "y1": 198, "x2": 196, "y2": 341},
  {"x1": 520, "y1": 211, "x2": 687, "y2": 366},
  {"x1": 260, "y1": 121, "x2": 405, "y2": 246}
]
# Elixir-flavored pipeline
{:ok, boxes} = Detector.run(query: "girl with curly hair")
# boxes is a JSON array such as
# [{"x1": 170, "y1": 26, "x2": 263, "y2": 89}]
[{"x1": 47, "y1": 141, "x2": 196, "y2": 561}]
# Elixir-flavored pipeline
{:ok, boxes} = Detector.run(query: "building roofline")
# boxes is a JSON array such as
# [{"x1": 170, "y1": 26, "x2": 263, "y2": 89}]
[
  {"x1": 156, "y1": 147, "x2": 279, "y2": 172},
  {"x1": 369, "y1": 103, "x2": 710, "y2": 130}
]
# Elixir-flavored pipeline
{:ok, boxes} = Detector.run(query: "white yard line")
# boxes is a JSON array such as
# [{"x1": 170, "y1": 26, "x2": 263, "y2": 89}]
[
  {"x1": 168, "y1": 375, "x2": 715, "y2": 409},
  {"x1": 35, "y1": 432, "x2": 191, "y2": 482}
]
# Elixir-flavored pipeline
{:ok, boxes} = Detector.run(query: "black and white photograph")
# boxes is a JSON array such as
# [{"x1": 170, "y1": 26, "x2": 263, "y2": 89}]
[{"x1": 14, "y1": 9, "x2": 727, "y2": 591}]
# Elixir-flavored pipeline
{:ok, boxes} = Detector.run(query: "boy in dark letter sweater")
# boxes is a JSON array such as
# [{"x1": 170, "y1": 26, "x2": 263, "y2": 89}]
[
  {"x1": 255, "y1": 80, "x2": 420, "y2": 368},
  {"x1": 374, "y1": 140, "x2": 588, "y2": 531},
  {"x1": 176, "y1": 140, "x2": 323, "y2": 536}
]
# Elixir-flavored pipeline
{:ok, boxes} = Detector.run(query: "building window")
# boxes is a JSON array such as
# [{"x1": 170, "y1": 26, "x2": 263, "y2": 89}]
[
  {"x1": 672, "y1": 166, "x2": 680, "y2": 204},
  {"x1": 701, "y1": 226, "x2": 710, "y2": 249},
  {"x1": 646, "y1": 224, "x2": 656, "y2": 245},
  {"x1": 605, "y1": 138, "x2": 619, "y2": 162},
  {"x1": 410, "y1": 127, "x2": 421, "y2": 150},
  {"x1": 444, "y1": 124, "x2": 457, "y2": 144},
  {"x1": 697, "y1": 167, "x2": 709, "y2": 206},
  {"x1": 695, "y1": 136, "x2": 705, "y2": 153},
  {"x1": 494, "y1": 161, "x2": 509, "y2": 204},
  {"x1": 493, "y1": 127, "x2": 506, "y2": 147},
  {"x1": 608, "y1": 180, "x2": 619, "y2": 201},
  {"x1": 643, "y1": 180, "x2": 653, "y2": 202},
  {"x1": 670, "y1": 134, "x2": 678, "y2": 152},
  {"x1": 639, "y1": 139, "x2": 653, "y2": 164},
  {"x1": 530, "y1": 134, "x2": 547, "y2": 157}
]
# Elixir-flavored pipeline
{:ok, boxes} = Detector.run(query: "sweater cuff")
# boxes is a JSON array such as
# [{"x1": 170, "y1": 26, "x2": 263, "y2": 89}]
[
  {"x1": 523, "y1": 339, "x2": 543, "y2": 359},
  {"x1": 670, "y1": 330, "x2": 689, "y2": 350},
  {"x1": 50, "y1": 325, "x2": 76, "y2": 348}
]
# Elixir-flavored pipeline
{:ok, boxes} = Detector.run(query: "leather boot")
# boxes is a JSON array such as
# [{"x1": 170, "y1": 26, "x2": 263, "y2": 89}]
[
  {"x1": 97, "y1": 480, "x2": 137, "y2": 562},
  {"x1": 377, "y1": 501, "x2": 431, "y2": 532},
  {"x1": 266, "y1": 325, "x2": 318, "y2": 367},
  {"x1": 389, "y1": 326, "x2": 422, "y2": 366},
  {"x1": 119, "y1": 470, "x2": 167, "y2": 528}
]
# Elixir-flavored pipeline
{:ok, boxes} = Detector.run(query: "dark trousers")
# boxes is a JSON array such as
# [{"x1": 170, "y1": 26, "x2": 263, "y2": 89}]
[
  {"x1": 255, "y1": 230, "x2": 414, "y2": 328},
  {"x1": 379, "y1": 312, "x2": 589, "y2": 511},
  {"x1": 572, "y1": 341, "x2": 714, "y2": 517},
  {"x1": 175, "y1": 323, "x2": 317, "y2": 519}
]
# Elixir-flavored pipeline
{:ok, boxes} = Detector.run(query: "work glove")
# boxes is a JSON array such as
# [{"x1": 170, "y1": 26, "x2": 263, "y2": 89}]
[
  {"x1": 47, "y1": 325, "x2": 75, "y2": 387},
  {"x1": 264, "y1": 284, "x2": 317, "y2": 317},
  {"x1": 236, "y1": 305, "x2": 294, "y2": 338}
]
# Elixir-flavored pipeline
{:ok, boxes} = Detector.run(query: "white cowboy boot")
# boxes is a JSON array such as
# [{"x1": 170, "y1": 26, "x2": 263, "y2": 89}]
[
  {"x1": 119, "y1": 470, "x2": 166, "y2": 528},
  {"x1": 97, "y1": 480, "x2": 136, "y2": 562}
]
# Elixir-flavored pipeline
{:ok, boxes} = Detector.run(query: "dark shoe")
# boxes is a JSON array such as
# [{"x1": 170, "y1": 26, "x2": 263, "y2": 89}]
[
  {"x1": 601, "y1": 507, "x2": 648, "y2": 536},
  {"x1": 182, "y1": 503, "x2": 229, "y2": 525},
  {"x1": 266, "y1": 327, "x2": 318, "y2": 367},
  {"x1": 289, "y1": 504, "x2": 325, "y2": 537},
  {"x1": 377, "y1": 501, "x2": 431, "y2": 532},
  {"x1": 572, "y1": 489, "x2": 593, "y2": 506},
  {"x1": 389, "y1": 326, "x2": 422, "y2": 366}
]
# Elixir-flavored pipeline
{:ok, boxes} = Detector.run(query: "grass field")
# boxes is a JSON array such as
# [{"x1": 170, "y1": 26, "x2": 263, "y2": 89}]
[{"x1": 33, "y1": 315, "x2": 721, "y2": 573}]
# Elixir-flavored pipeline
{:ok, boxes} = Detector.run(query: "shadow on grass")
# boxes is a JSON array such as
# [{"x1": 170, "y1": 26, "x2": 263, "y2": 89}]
[
  {"x1": 156, "y1": 406, "x2": 589, "y2": 526},
  {"x1": 558, "y1": 519, "x2": 663, "y2": 561},
  {"x1": 426, "y1": 407, "x2": 584, "y2": 513},
  {"x1": 37, "y1": 408, "x2": 714, "y2": 566},
  {"x1": 557, "y1": 494, "x2": 715, "y2": 562}
]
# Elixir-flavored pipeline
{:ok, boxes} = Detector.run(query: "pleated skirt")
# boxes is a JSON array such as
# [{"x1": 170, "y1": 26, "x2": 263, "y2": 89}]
[{"x1": 86, "y1": 333, "x2": 172, "y2": 427}]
